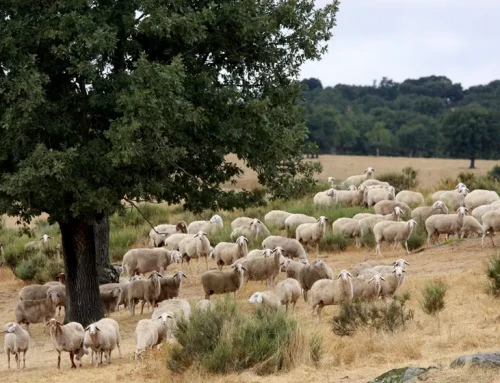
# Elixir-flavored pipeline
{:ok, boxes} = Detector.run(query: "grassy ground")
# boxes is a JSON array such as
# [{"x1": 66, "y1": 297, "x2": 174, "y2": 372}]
[{"x1": 2, "y1": 154, "x2": 500, "y2": 382}]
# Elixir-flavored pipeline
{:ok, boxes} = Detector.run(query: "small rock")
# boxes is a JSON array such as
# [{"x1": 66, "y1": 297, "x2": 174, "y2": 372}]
[
  {"x1": 370, "y1": 366, "x2": 437, "y2": 383},
  {"x1": 450, "y1": 353, "x2": 500, "y2": 369}
]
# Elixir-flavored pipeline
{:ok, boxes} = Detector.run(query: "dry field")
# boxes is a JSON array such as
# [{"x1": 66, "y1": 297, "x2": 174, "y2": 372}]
[
  {"x1": 223, "y1": 154, "x2": 500, "y2": 190},
  {"x1": 2, "y1": 155, "x2": 500, "y2": 382}
]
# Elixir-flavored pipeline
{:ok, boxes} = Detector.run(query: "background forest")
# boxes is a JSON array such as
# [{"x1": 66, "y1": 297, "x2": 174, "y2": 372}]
[{"x1": 301, "y1": 76, "x2": 500, "y2": 168}]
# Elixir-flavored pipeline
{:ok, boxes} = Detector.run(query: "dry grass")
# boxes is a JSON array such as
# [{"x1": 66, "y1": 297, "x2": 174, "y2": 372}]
[{"x1": 3, "y1": 154, "x2": 500, "y2": 382}]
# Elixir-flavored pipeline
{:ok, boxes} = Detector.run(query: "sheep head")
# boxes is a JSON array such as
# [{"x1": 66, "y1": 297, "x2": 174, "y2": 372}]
[
  {"x1": 364, "y1": 167, "x2": 375, "y2": 175},
  {"x1": 406, "y1": 219, "x2": 417, "y2": 231},
  {"x1": 392, "y1": 266, "x2": 406, "y2": 279},
  {"x1": 176, "y1": 221, "x2": 188, "y2": 233},
  {"x1": 272, "y1": 246, "x2": 284, "y2": 256},
  {"x1": 262, "y1": 249, "x2": 273, "y2": 257},
  {"x1": 248, "y1": 292, "x2": 264, "y2": 304},
  {"x1": 458, "y1": 185, "x2": 469, "y2": 196},
  {"x1": 236, "y1": 236, "x2": 248, "y2": 247},
  {"x1": 46, "y1": 318, "x2": 62, "y2": 328},
  {"x1": 393, "y1": 258, "x2": 409, "y2": 268},
  {"x1": 41, "y1": 234, "x2": 50, "y2": 243},
  {"x1": 338, "y1": 269, "x2": 352, "y2": 281},
  {"x1": 194, "y1": 231, "x2": 207, "y2": 238},
  {"x1": 174, "y1": 271, "x2": 187, "y2": 281},
  {"x1": 171, "y1": 250, "x2": 182, "y2": 264},
  {"x1": 283, "y1": 259, "x2": 291, "y2": 269},
  {"x1": 455, "y1": 182, "x2": 467, "y2": 190},
  {"x1": 210, "y1": 215, "x2": 223, "y2": 228},
  {"x1": 156, "y1": 312, "x2": 174, "y2": 326},
  {"x1": 326, "y1": 188, "x2": 336, "y2": 197},
  {"x1": 4, "y1": 322, "x2": 18, "y2": 333},
  {"x1": 456, "y1": 206, "x2": 468, "y2": 216},
  {"x1": 431, "y1": 200, "x2": 445, "y2": 210},
  {"x1": 347, "y1": 185, "x2": 357, "y2": 191}
]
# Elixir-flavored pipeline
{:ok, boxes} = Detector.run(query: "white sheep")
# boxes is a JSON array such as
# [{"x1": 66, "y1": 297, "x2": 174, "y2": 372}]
[
  {"x1": 360, "y1": 179, "x2": 390, "y2": 188},
  {"x1": 465, "y1": 189, "x2": 500, "y2": 211},
  {"x1": 235, "y1": 247, "x2": 284, "y2": 288},
  {"x1": 122, "y1": 248, "x2": 181, "y2": 279},
  {"x1": 282, "y1": 258, "x2": 308, "y2": 280},
  {"x1": 351, "y1": 258, "x2": 409, "y2": 277},
  {"x1": 195, "y1": 299, "x2": 212, "y2": 312},
  {"x1": 295, "y1": 216, "x2": 328, "y2": 257},
  {"x1": 262, "y1": 236, "x2": 307, "y2": 260},
  {"x1": 152, "y1": 299, "x2": 192, "y2": 343},
  {"x1": 373, "y1": 200, "x2": 412, "y2": 216},
  {"x1": 351, "y1": 274, "x2": 386, "y2": 302},
  {"x1": 47, "y1": 318, "x2": 85, "y2": 369},
  {"x1": 15, "y1": 294, "x2": 60, "y2": 332},
  {"x1": 342, "y1": 167, "x2": 375, "y2": 187},
  {"x1": 156, "y1": 271, "x2": 187, "y2": 303},
  {"x1": 313, "y1": 188, "x2": 337, "y2": 207},
  {"x1": 264, "y1": 210, "x2": 292, "y2": 230},
  {"x1": 472, "y1": 204, "x2": 500, "y2": 223},
  {"x1": 460, "y1": 216, "x2": 484, "y2": 238},
  {"x1": 331, "y1": 218, "x2": 361, "y2": 247},
  {"x1": 373, "y1": 219, "x2": 418, "y2": 256},
  {"x1": 24, "y1": 234, "x2": 51, "y2": 254},
  {"x1": 395, "y1": 190, "x2": 424, "y2": 207},
  {"x1": 187, "y1": 214, "x2": 223, "y2": 234},
  {"x1": 200, "y1": 263, "x2": 247, "y2": 300},
  {"x1": 379, "y1": 266, "x2": 406, "y2": 299},
  {"x1": 358, "y1": 207, "x2": 403, "y2": 236},
  {"x1": 178, "y1": 231, "x2": 212, "y2": 272},
  {"x1": 309, "y1": 270, "x2": 354, "y2": 321},
  {"x1": 230, "y1": 218, "x2": 271, "y2": 240},
  {"x1": 128, "y1": 271, "x2": 162, "y2": 315},
  {"x1": 482, "y1": 210, "x2": 500, "y2": 247},
  {"x1": 83, "y1": 318, "x2": 121, "y2": 366},
  {"x1": 284, "y1": 213, "x2": 316, "y2": 232},
  {"x1": 433, "y1": 185, "x2": 469, "y2": 211},
  {"x1": 149, "y1": 221, "x2": 188, "y2": 247},
  {"x1": 3, "y1": 322, "x2": 30, "y2": 369},
  {"x1": 327, "y1": 176, "x2": 336, "y2": 188},
  {"x1": 411, "y1": 200, "x2": 448, "y2": 223},
  {"x1": 248, "y1": 291, "x2": 282, "y2": 311},
  {"x1": 246, "y1": 248, "x2": 273, "y2": 259},
  {"x1": 352, "y1": 212, "x2": 378, "y2": 220},
  {"x1": 425, "y1": 206, "x2": 468, "y2": 246},
  {"x1": 335, "y1": 185, "x2": 365, "y2": 206},
  {"x1": 366, "y1": 186, "x2": 396, "y2": 207},
  {"x1": 212, "y1": 236, "x2": 249, "y2": 270},
  {"x1": 134, "y1": 318, "x2": 166, "y2": 361},
  {"x1": 273, "y1": 278, "x2": 302, "y2": 313},
  {"x1": 231, "y1": 217, "x2": 253, "y2": 230}
]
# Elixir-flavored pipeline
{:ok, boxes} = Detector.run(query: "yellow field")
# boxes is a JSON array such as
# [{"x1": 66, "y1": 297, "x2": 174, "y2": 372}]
[{"x1": 2, "y1": 155, "x2": 500, "y2": 383}]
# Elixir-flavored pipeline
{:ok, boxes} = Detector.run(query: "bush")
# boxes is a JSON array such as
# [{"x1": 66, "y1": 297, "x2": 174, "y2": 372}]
[
  {"x1": 486, "y1": 253, "x2": 500, "y2": 297},
  {"x1": 320, "y1": 233, "x2": 349, "y2": 252},
  {"x1": 488, "y1": 165, "x2": 500, "y2": 182},
  {"x1": 360, "y1": 228, "x2": 376, "y2": 249},
  {"x1": 332, "y1": 292, "x2": 413, "y2": 336},
  {"x1": 404, "y1": 228, "x2": 426, "y2": 251},
  {"x1": 419, "y1": 280, "x2": 447, "y2": 316},
  {"x1": 378, "y1": 167, "x2": 419, "y2": 191},
  {"x1": 167, "y1": 297, "x2": 304, "y2": 375}
]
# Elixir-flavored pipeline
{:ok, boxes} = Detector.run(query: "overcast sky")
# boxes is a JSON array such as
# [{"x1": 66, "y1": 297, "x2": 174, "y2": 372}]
[{"x1": 300, "y1": 0, "x2": 497, "y2": 89}]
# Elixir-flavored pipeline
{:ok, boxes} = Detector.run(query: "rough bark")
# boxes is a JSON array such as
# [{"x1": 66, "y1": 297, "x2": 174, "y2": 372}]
[
  {"x1": 93, "y1": 214, "x2": 119, "y2": 284},
  {"x1": 60, "y1": 217, "x2": 103, "y2": 326}
]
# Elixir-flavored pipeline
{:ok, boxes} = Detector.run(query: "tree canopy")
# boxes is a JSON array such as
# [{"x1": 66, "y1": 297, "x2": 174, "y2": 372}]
[
  {"x1": 301, "y1": 76, "x2": 500, "y2": 167},
  {"x1": 0, "y1": 0, "x2": 339, "y2": 325}
]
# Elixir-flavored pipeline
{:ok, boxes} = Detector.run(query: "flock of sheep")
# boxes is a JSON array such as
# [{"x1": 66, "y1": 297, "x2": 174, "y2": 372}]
[{"x1": 4, "y1": 166, "x2": 500, "y2": 371}]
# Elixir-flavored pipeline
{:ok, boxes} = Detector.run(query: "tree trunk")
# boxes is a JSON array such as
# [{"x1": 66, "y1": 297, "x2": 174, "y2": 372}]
[
  {"x1": 376, "y1": 147, "x2": 380, "y2": 157},
  {"x1": 93, "y1": 214, "x2": 119, "y2": 284},
  {"x1": 469, "y1": 157, "x2": 476, "y2": 169},
  {"x1": 60, "y1": 217, "x2": 103, "y2": 327}
]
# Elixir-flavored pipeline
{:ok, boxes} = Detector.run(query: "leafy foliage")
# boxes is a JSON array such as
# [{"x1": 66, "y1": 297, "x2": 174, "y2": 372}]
[
  {"x1": 419, "y1": 280, "x2": 447, "y2": 316},
  {"x1": 486, "y1": 253, "x2": 500, "y2": 297},
  {"x1": 378, "y1": 166, "x2": 419, "y2": 191}
]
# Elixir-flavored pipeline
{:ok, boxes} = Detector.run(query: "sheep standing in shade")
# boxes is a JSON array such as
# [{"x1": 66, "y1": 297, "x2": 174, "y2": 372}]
[
  {"x1": 24, "y1": 234, "x2": 51, "y2": 254},
  {"x1": 373, "y1": 219, "x2": 418, "y2": 256},
  {"x1": 309, "y1": 270, "x2": 354, "y2": 321},
  {"x1": 3, "y1": 322, "x2": 30, "y2": 369},
  {"x1": 341, "y1": 167, "x2": 375, "y2": 188},
  {"x1": 187, "y1": 214, "x2": 223, "y2": 235},
  {"x1": 149, "y1": 221, "x2": 188, "y2": 247},
  {"x1": 296, "y1": 216, "x2": 328, "y2": 258},
  {"x1": 121, "y1": 248, "x2": 182, "y2": 279},
  {"x1": 201, "y1": 263, "x2": 247, "y2": 300}
]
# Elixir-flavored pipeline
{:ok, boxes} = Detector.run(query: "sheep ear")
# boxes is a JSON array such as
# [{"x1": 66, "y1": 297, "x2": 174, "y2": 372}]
[
  {"x1": 380, "y1": 276, "x2": 386, "y2": 281},
  {"x1": 257, "y1": 294, "x2": 263, "y2": 304},
  {"x1": 181, "y1": 272, "x2": 187, "y2": 279},
  {"x1": 85, "y1": 326, "x2": 90, "y2": 331},
  {"x1": 368, "y1": 277, "x2": 374, "y2": 283},
  {"x1": 404, "y1": 261, "x2": 409, "y2": 265},
  {"x1": 95, "y1": 326, "x2": 101, "y2": 331}
]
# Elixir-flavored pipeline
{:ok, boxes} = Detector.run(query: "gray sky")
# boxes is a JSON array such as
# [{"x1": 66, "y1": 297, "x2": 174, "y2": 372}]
[{"x1": 300, "y1": 0, "x2": 497, "y2": 89}]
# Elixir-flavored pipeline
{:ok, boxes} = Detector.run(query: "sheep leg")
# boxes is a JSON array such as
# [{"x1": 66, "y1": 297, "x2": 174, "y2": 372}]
[
  {"x1": 316, "y1": 305, "x2": 324, "y2": 322},
  {"x1": 310, "y1": 305, "x2": 317, "y2": 319},
  {"x1": 404, "y1": 241, "x2": 410, "y2": 254},
  {"x1": 292, "y1": 301, "x2": 296, "y2": 313},
  {"x1": 392, "y1": 241, "x2": 398, "y2": 251},
  {"x1": 7, "y1": 350, "x2": 10, "y2": 369},
  {"x1": 70, "y1": 351, "x2": 77, "y2": 369},
  {"x1": 57, "y1": 351, "x2": 61, "y2": 369},
  {"x1": 140, "y1": 300, "x2": 146, "y2": 315},
  {"x1": 285, "y1": 302, "x2": 289, "y2": 313},
  {"x1": 490, "y1": 232, "x2": 496, "y2": 247},
  {"x1": 22, "y1": 350, "x2": 26, "y2": 369},
  {"x1": 375, "y1": 242, "x2": 382, "y2": 257},
  {"x1": 107, "y1": 350, "x2": 111, "y2": 365},
  {"x1": 117, "y1": 341, "x2": 122, "y2": 358},
  {"x1": 15, "y1": 353, "x2": 19, "y2": 369}
]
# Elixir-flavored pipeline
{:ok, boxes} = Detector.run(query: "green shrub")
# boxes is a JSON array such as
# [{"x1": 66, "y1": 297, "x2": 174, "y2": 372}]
[
  {"x1": 486, "y1": 253, "x2": 500, "y2": 297},
  {"x1": 419, "y1": 280, "x2": 447, "y2": 316},
  {"x1": 360, "y1": 228, "x2": 376, "y2": 249},
  {"x1": 167, "y1": 297, "x2": 303, "y2": 375},
  {"x1": 15, "y1": 259, "x2": 38, "y2": 281},
  {"x1": 404, "y1": 228, "x2": 426, "y2": 251},
  {"x1": 109, "y1": 226, "x2": 144, "y2": 262},
  {"x1": 488, "y1": 165, "x2": 500, "y2": 182},
  {"x1": 332, "y1": 292, "x2": 413, "y2": 336},
  {"x1": 378, "y1": 167, "x2": 419, "y2": 191},
  {"x1": 320, "y1": 233, "x2": 349, "y2": 252},
  {"x1": 309, "y1": 333, "x2": 323, "y2": 366}
]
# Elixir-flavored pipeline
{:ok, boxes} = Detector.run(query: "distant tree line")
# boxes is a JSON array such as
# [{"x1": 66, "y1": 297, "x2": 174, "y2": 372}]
[{"x1": 300, "y1": 76, "x2": 500, "y2": 168}]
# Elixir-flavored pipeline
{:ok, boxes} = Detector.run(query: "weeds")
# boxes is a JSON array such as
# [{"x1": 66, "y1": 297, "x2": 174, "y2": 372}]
[
  {"x1": 309, "y1": 333, "x2": 324, "y2": 366},
  {"x1": 420, "y1": 280, "x2": 447, "y2": 316},
  {"x1": 486, "y1": 253, "x2": 500, "y2": 297},
  {"x1": 332, "y1": 292, "x2": 413, "y2": 336},
  {"x1": 321, "y1": 233, "x2": 349, "y2": 252}
]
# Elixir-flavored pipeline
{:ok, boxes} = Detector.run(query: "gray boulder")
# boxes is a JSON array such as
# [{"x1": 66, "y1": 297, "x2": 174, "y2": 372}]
[
  {"x1": 370, "y1": 366, "x2": 437, "y2": 383},
  {"x1": 450, "y1": 353, "x2": 500, "y2": 369}
]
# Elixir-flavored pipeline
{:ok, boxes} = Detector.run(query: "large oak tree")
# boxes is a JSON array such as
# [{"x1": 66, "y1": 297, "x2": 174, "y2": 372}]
[{"x1": 0, "y1": 0, "x2": 339, "y2": 325}]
